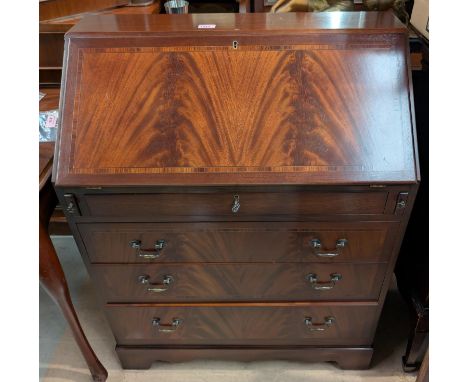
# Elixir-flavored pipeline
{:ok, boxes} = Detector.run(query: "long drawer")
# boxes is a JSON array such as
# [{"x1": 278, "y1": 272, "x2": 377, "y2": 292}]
[
  {"x1": 106, "y1": 304, "x2": 378, "y2": 346},
  {"x1": 93, "y1": 263, "x2": 387, "y2": 302},
  {"x1": 77, "y1": 191, "x2": 389, "y2": 219},
  {"x1": 78, "y1": 221, "x2": 397, "y2": 264}
]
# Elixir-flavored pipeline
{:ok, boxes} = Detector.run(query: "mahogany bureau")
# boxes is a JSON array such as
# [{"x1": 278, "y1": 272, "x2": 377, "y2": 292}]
[{"x1": 53, "y1": 12, "x2": 419, "y2": 370}]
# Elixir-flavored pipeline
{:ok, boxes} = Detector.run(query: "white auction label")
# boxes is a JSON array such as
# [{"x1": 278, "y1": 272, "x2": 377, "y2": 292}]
[{"x1": 198, "y1": 24, "x2": 216, "y2": 29}]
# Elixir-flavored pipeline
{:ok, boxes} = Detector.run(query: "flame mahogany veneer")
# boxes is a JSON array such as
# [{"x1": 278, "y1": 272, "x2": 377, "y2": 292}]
[{"x1": 53, "y1": 12, "x2": 419, "y2": 370}]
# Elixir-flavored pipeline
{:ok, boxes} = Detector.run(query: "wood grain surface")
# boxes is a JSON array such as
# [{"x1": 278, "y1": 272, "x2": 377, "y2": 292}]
[
  {"x1": 52, "y1": 12, "x2": 419, "y2": 370},
  {"x1": 91, "y1": 262, "x2": 387, "y2": 302},
  {"x1": 116, "y1": 345, "x2": 374, "y2": 370},
  {"x1": 79, "y1": 191, "x2": 389, "y2": 218},
  {"x1": 78, "y1": 221, "x2": 397, "y2": 264},
  {"x1": 72, "y1": 48, "x2": 404, "y2": 170},
  {"x1": 67, "y1": 12, "x2": 407, "y2": 34},
  {"x1": 105, "y1": 304, "x2": 378, "y2": 346},
  {"x1": 54, "y1": 12, "x2": 417, "y2": 186},
  {"x1": 40, "y1": 0, "x2": 128, "y2": 21},
  {"x1": 39, "y1": 88, "x2": 61, "y2": 111}
]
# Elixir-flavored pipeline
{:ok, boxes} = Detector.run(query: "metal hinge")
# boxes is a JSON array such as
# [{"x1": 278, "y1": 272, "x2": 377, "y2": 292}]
[
  {"x1": 394, "y1": 192, "x2": 409, "y2": 215},
  {"x1": 63, "y1": 194, "x2": 81, "y2": 216}
]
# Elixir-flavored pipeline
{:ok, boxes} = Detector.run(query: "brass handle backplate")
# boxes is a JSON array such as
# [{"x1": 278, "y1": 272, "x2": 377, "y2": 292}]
[
  {"x1": 309, "y1": 239, "x2": 347, "y2": 258},
  {"x1": 138, "y1": 274, "x2": 174, "y2": 292},
  {"x1": 304, "y1": 316, "x2": 335, "y2": 331},
  {"x1": 152, "y1": 318, "x2": 181, "y2": 333},
  {"x1": 306, "y1": 273, "x2": 342, "y2": 290},
  {"x1": 129, "y1": 239, "x2": 166, "y2": 259}
]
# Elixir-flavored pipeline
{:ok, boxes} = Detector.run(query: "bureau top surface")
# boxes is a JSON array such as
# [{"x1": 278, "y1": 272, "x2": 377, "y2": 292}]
[
  {"x1": 66, "y1": 12, "x2": 406, "y2": 35},
  {"x1": 53, "y1": 12, "x2": 418, "y2": 187}
]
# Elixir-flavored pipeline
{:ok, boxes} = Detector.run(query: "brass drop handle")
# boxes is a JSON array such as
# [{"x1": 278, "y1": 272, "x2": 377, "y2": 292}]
[
  {"x1": 309, "y1": 239, "x2": 348, "y2": 258},
  {"x1": 232, "y1": 195, "x2": 240, "y2": 213},
  {"x1": 306, "y1": 273, "x2": 342, "y2": 290},
  {"x1": 138, "y1": 274, "x2": 174, "y2": 292},
  {"x1": 129, "y1": 239, "x2": 166, "y2": 259},
  {"x1": 152, "y1": 318, "x2": 181, "y2": 333},
  {"x1": 304, "y1": 316, "x2": 335, "y2": 331}
]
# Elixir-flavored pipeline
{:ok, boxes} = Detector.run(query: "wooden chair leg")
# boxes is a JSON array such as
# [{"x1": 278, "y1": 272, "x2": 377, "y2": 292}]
[{"x1": 39, "y1": 222, "x2": 108, "y2": 382}]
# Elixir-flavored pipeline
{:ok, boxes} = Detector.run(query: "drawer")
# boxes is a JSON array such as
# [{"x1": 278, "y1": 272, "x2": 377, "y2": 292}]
[
  {"x1": 79, "y1": 221, "x2": 397, "y2": 263},
  {"x1": 105, "y1": 304, "x2": 378, "y2": 346},
  {"x1": 93, "y1": 263, "x2": 387, "y2": 302},
  {"x1": 78, "y1": 191, "x2": 388, "y2": 219}
]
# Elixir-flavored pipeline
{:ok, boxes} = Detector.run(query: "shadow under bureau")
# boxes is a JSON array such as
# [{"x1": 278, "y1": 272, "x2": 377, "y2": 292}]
[{"x1": 53, "y1": 12, "x2": 419, "y2": 370}]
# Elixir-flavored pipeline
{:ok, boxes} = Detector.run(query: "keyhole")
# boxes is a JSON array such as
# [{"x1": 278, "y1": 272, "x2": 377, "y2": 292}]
[{"x1": 232, "y1": 40, "x2": 238, "y2": 49}]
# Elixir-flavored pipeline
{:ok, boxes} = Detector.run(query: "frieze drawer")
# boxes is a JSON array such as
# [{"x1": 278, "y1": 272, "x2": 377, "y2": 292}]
[{"x1": 76, "y1": 191, "x2": 389, "y2": 219}]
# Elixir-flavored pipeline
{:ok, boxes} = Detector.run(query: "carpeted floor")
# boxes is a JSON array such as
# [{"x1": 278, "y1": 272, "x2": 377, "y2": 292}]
[{"x1": 40, "y1": 236, "x2": 417, "y2": 382}]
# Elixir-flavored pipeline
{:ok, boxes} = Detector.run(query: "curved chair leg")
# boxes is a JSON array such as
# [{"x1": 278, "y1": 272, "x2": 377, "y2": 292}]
[{"x1": 39, "y1": 222, "x2": 108, "y2": 382}]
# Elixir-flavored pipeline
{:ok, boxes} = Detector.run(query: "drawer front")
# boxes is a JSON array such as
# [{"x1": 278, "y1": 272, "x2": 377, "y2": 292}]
[
  {"x1": 106, "y1": 305, "x2": 378, "y2": 346},
  {"x1": 93, "y1": 263, "x2": 387, "y2": 302},
  {"x1": 79, "y1": 191, "x2": 388, "y2": 219},
  {"x1": 79, "y1": 222, "x2": 397, "y2": 264}
]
